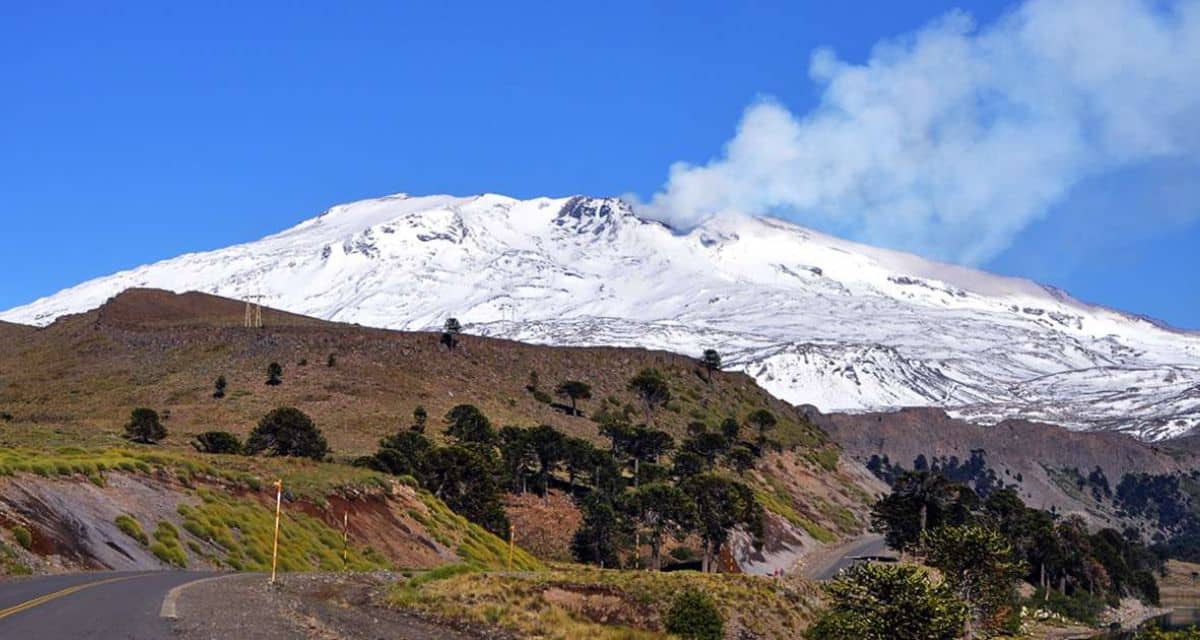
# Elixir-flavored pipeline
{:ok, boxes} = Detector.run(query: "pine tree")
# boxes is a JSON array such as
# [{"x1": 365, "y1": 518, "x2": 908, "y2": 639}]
[
  {"x1": 212, "y1": 375, "x2": 227, "y2": 399},
  {"x1": 124, "y1": 408, "x2": 167, "y2": 444}
]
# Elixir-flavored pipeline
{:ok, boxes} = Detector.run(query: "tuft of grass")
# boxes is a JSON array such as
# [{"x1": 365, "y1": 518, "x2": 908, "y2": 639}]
[
  {"x1": 115, "y1": 514, "x2": 149, "y2": 546},
  {"x1": 10, "y1": 526, "x2": 33, "y2": 550}
]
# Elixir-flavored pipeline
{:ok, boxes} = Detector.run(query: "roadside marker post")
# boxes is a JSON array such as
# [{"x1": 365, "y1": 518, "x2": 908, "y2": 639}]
[
  {"x1": 270, "y1": 479, "x2": 282, "y2": 585},
  {"x1": 507, "y1": 523, "x2": 514, "y2": 571}
]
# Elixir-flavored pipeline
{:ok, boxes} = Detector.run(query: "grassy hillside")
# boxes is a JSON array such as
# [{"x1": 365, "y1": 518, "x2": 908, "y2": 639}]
[
  {"x1": 0, "y1": 289, "x2": 824, "y2": 456},
  {"x1": 0, "y1": 288, "x2": 884, "y2": 580},
  {"x1": 0, "y1": 446, "x2": 538, "y2": 576}
]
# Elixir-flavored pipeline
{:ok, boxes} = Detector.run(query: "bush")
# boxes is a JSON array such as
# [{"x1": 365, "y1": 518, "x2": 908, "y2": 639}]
[
  {"x1": 669, "y1": 546, "x2": 697, "y2": 562},
  {"x1": 664, "y1": 589, "x2": 724, "y2": 640},
  {"x1": 115, "y1": 515, "x2": 149, "y2": 546},
  {"x1": 191, "y1": 431, "x2": 243, "y2": 455},
  {"x1": 10, "y1": 526, "x2": 32, "y2": 550}
]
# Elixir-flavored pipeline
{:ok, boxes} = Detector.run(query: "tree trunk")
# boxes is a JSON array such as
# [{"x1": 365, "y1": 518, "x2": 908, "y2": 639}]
[
  {"x1": 651, "y1": 539, "x2": 661, "y2": 571},
  {"x1": 919, "y1": 503, "x2": 928, "y2": 535},
  {"x1": 701, "y1": 543, "x2": 711, "y2": 573},
  {"x1": 634, "y1": 458, "x2": 640, "y2": 488}
]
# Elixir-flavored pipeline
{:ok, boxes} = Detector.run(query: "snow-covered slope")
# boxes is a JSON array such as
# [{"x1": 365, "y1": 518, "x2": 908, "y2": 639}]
[{"x1": 6, "y1": 193, "x2": 1200, "y2": 440}]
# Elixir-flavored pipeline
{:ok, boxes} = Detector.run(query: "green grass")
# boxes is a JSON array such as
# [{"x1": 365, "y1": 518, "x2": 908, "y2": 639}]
[
  {"x1": 10, "y1": 526, "x2": 32, "y2": 550},
  {"x1": 388, "y1": 566, "x2": 819, "y2": 640},
  {"x1": 114, "y1": 514, "x2": 149, "y2": 546},
  {"x1": 151, "y1": 520, "x2": 188, "y2": 567},
  {"x1": 176, "y1": 489, "x2": 390, "y2": 573}
]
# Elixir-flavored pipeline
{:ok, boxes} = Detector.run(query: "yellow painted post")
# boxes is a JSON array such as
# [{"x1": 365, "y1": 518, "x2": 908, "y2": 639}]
[
  {"x1": 342, "y1": 511, "x2": 349, "y2": 571},
  {"x1": 270, "y1": 479, "x2": 282, "y2": 584},
  {"x1": 507, "y1": 523, "x2": 514, "y2": 571}
]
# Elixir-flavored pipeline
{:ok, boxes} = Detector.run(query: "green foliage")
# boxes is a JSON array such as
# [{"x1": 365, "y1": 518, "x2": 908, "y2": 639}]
[
  {"x1": 124, "y1": 408, "x2": 166, "y2": 444},
  {"x1": 571, "y1": 493, "x2": 626, "y2": 568},
  {"x1": 921, "y1": 524, "x2": 1024, "y2": 633},
  {"x1": 1028, "y1": 587, "x2": 1108, "y2": 624},
  {"x1": 266, "y1": 362, "x2": 283, "y2": 386},
  {"x1": 245, "y1": 407, "x2": 330, "y2": 460},
  {"x1": 699, "y1": 349, "x2": 722, "y2": 381},
  {"x1": 441, "y1": 317, "x2": 462, "y2": 350},
  {"x1": 411, "y1": 405, "x2": 428, "y2": 432},
  {"x1": 115, "y1": 514, "x2": 149, "y2": 546},
  {"x1": 664, "y1": 588, "x2": 724, "y2": 640},
  {"x1": 807, "y1": 563, "x2": 967, "y2": 640},
  {"x1": 178, "y1": 490, "x2": 390, "y2": 573},
  {"x1": 151, "y1": 520, "x2": 188, "y2": 567},
  {"x1": 627, "y1": 368, "x2": 671, "y2": 422},
  {"x1": 422, "y1": 445, "x2": 509, "y2": 536},
  {"x1": 871, "y1": 470, "x2": 978, "y2": 552},
  {"x1": 212, "y1": 375, "x2": 227, "y2": 399},
  {"x1": 191, "y1": 431, "x2": 243, "y2": 455},
  {"x1": 554, "y1": 380, "x2": 592, "y2": 415},
  {"x1": 683, "y1": 473, "x2": 764, "y2": 572},
  {"x1": 444, "y1": 404, "x2": 496, "y2": 445},
  {"x1": 625, "y1": 483, "x2": 696, "y2": 570},
  {"x1": 10, "y1": 526, "x2": 32, "y2": 550},
  {"x1": 745, "y1": 409, "x2": 777, "y2": 446}
]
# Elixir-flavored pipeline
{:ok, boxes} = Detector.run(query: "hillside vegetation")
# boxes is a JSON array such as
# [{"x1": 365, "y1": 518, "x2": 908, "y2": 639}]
[{"x1": 0, "y1": 289, "x2": 823, "y2": 455}]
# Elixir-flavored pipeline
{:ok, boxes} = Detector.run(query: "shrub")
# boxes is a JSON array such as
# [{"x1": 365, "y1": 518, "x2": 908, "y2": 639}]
[
  {"x1": 191, "y1": 431, "x2": 243, "y2": 455},
  {"x1": 664, "y1": 589, "x2": 724, "y2": 640},
  {"x1": 115, "y1": 515, "x2": 149, "y2": 546},
  {"x1": 11, "y1": 526, "x2": 32, "y2": 550}
]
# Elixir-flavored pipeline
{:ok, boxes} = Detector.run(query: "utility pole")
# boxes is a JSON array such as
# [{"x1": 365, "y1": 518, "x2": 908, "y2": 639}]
[{"x1": 244, "y1": 294, "x2": 265, "y2": 328}]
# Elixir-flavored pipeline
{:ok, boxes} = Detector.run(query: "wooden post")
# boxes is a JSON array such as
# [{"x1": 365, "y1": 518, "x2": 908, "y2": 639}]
[
  {"x1": 270, "y1": 479, "x2": 282, "y2": 584},
  {"x1": 506, "y1": 523, "x2": 516, "y2": 569},
  {"x1": 342, "y1": 511, "x2": 349, "y2": 571}
]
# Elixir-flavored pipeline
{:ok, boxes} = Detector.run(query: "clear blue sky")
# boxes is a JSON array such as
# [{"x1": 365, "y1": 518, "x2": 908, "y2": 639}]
[{"x1": 2, "y1": 1, "x2": 1197, "y2": 328}]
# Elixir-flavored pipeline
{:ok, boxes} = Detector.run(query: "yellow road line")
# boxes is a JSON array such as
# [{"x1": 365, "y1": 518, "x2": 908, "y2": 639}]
[{"x1": 0, "y1": 574, "x2": 146, "y2": 621}]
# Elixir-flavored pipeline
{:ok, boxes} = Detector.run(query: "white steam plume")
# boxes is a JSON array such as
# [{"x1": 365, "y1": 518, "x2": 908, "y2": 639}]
[{"x1": 637, "y1": 0, "x2": 1200, "y2": 264}]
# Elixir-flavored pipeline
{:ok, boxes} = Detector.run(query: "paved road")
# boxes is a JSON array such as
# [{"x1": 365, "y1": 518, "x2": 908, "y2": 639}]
[
  {"x1": 0, "y1": 571, "x2": 213, "y2": 639},
  {"x1": 805, "y1": 534, "x2": 893, "y2": 580}
]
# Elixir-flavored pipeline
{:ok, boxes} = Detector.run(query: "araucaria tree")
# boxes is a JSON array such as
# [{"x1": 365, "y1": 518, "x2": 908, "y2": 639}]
[
  {"x1": 700, "y1": 349, "x2": 722, "y2": 382},
  {"x1": 921, "y1": 524, "x2": 1024, "y2": 635},
  {"x1": 627, "y1": 483, "x2": 696, "y2": 570},
  {"x1": 441, "y1": 317, "x2": 462, "y2": 351},
  {"x1": 266, "y1": 362, "x2": 283, "y2": 386},
  {"x1": 444, "y1": 404, "x2": 496, "y2": 445},
  {"x1": 245, "y1": 407, "x2": 330, "y2": 460},
  {"x1": 628, "y1": 368, "x2": 670, "y2": 424},
  {"x1": 555, "y1": 380, "x2": 592, "y2": 416},
  {"x1": 411, "y1": 405, "x2": 428, "y2": 433},
  {"x1": 125, "y1": 408, "x2": 166, "y2": 444},
  {"x1": 212, "y1": 375, "x2": 227, "y2": 399},
  {"x1": 682, "y1": 473, "x2": 763, "y2": 572},
  {"x1": 745, "y1": 409, "x2": 777, "y2": 448},
  {"x1": 806, "y1": 563, "x2": 966, "y2": 640}
]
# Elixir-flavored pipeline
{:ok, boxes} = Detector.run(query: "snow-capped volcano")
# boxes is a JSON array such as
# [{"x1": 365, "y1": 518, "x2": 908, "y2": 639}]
[{"x1": 6, "y1": 193, "x2": 1200, "y2": 440}]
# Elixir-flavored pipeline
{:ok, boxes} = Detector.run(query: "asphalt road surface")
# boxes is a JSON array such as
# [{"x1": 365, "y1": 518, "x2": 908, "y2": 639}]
[
  {"x1": 805, "y1": 534, "x2": 894, "y2": 580},
  {"x1": 0, "y1": 570, "x2": 213, "y2": 639}
]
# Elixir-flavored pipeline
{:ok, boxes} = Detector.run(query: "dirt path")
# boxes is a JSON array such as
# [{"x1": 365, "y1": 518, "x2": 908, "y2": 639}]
[{"x1": 170, "y1": 572, "x2": 495, "y2": 640}]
